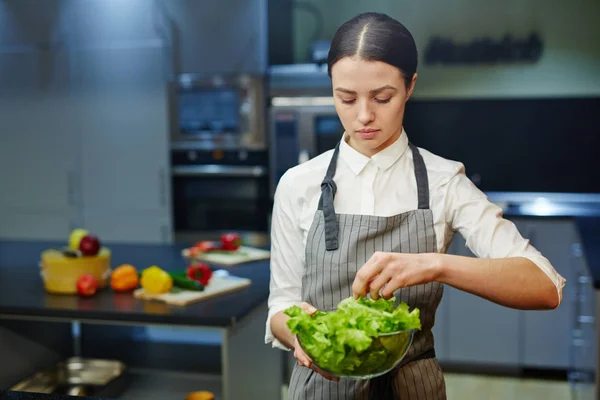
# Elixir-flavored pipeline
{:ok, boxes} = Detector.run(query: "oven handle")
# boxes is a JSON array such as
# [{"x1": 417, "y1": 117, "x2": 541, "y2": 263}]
[{"x1": 171, "y1": 165, "x2": 267, "y2": 178}]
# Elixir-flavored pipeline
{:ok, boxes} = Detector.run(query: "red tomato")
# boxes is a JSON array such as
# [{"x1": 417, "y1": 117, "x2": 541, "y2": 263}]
[{"x1": 76, "y1": 274, "x2": 99, "y2": 297}]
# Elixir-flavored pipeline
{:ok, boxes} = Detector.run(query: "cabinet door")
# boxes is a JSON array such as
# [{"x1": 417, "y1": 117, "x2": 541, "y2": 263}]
[
  {"x1": 519, "y1": 218, "x2": 576, "y2": 369},
  {"x1": 570, "y1": 242, "x2": 597, "y2": 379},
  {"x1": 83, "y1": 212, "x2": 171, "y2": 244},
  {"x1": 445, "y1": 234, "x2": 521, "y2": 366},
  {"x1": 431, "y1": 284, "x2": 450, "y2": 362},
  {"x1": 0, "y1": 50, "x2": 80, "y2": 240},
  {"x1": 70, "y1": 45, "x2": 172, "y2": 243}
]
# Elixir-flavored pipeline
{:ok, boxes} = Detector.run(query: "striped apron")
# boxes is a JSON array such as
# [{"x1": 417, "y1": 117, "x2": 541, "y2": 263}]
[{"x1": 288, "y1": 142, "x2": 447, "y2": 400}]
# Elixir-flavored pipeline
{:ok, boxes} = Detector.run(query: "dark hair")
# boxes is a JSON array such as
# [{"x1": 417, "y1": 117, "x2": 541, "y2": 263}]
[{"x1": 327, "y1": 12, "x2": 418, "y2": 89}]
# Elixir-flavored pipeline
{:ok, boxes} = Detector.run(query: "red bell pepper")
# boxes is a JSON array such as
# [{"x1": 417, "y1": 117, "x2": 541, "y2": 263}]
[
  {"x1": 220, "y1": 232, "x2": 242, "y2": 251},
  {"x1": 187, "y1": 263, "x2": 213, "y2": 286},
  {"x1": 194, "y1": 240, "x2": 222, "y2": 253}
]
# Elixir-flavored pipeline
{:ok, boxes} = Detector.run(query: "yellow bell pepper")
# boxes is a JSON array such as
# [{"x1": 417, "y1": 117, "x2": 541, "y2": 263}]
[{"x1": 140, "y1": 265, "x2": 173, "y2": 294}]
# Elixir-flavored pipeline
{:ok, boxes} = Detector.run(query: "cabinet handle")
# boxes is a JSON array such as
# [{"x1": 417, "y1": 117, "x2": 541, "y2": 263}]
[
  {"x1": 571, "y1": 242, "x2": 583, "y2": 258},
  {"x1": 160, "y1": 224, "x2": 169, "y2": 243},
  {"x1": 577, "y1": 316, "x2": 595, "y2": 324},
  {"x1": 578, "y1": 276, "x2": 592, "y2": 284},
  {"x1": 158, "y1": 168, "x2": 167, "y2": 208},
  {"x1": 67, "y1": 170, "x2": 77, "y2": 207}
]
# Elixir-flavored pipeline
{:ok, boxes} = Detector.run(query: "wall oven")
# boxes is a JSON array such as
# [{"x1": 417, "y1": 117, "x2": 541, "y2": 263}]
[
  {"x1": 171, "y1": 148, "x2": 271, "y2": 246},
  {"x1": 169, "y1": 73, "x2": 267, "y2": 150},
  {"x1": 169, "y1": 74, "x2": 271, "y2": 246},
  {"x1": 269, "y1": 96, "x2": 342, "y2": 196}
]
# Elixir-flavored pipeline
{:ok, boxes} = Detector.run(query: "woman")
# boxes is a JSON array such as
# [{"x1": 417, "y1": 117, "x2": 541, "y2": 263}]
[{"x1": 265, "y1": 11, "x2": 566, "y2": 400}]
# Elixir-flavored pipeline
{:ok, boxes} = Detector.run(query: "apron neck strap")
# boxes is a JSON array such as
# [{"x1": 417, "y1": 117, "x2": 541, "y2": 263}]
[
  {"x1": 318, "y1": 142, "x2": 341, "y2": 250},
  {"x1": 408, "y1": 142, "x2": 430, "y2": 210}
]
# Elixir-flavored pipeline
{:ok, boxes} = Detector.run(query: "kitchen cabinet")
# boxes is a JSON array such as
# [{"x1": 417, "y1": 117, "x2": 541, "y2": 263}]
[
  {"x1": 0, "y1": 45, "x2": 172, "y2": 244},
  {"x1": 516, "y1": 218, "x2": 576, "y2": 369},
  {"x1": 568, "y1": 241, "x2": 597, "y2": 399},
  {"x1": 71, "y1": 45, "x2": 173, "y2": 244},
  {"x1": 444, "y1": 233, "x2": 521, "y2": 366},
  {"x1": 0, "y1": 50, "x2": 81, "y2": 240},
  {"x1": 432, "y1": 283, "x2": 450, "y2": 362},
  {"x1": 441, "y1": 217, "x2": 579, "y2": 370}
]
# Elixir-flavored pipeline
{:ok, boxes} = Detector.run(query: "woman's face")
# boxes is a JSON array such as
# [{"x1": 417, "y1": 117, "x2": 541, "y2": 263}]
[{"x1": 331, "y1": 56, "x2": 417, "y2": 157}]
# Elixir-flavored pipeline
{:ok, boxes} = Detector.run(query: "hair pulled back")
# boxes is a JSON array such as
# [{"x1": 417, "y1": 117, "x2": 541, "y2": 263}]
[{"x1": 327, "y1": 12, "x2": 418, "y2": 88}]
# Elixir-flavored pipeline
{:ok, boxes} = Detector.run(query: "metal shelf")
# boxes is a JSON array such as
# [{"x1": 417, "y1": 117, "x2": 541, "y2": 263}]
[{"x1": 115, "y1": 368, "x2": 222, "y2": 400}]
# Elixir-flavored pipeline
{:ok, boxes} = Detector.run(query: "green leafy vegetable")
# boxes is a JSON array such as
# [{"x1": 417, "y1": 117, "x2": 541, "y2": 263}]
[{"x1": 285, "y1": 296, "x2": 421, "y2": 376}]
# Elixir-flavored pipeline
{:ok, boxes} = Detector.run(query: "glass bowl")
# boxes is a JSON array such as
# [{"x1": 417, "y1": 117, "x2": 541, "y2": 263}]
[{"x1": 297, "y1": 328, "x2": 415, "y2": 380}]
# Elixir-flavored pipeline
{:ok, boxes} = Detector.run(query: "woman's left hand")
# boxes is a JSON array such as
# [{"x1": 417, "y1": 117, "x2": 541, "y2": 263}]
[{"x1": 352, "y1": 252, "x2": 442, "y2": 300}]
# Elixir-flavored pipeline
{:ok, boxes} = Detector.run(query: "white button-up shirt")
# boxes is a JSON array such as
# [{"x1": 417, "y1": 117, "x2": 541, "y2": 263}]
[{"x1": 266, "y1": 130, "x2": 566, "y2": 350}]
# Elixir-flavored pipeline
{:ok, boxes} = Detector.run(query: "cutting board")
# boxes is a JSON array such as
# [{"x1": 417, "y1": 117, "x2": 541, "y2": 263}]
[
  {"x1": 182, "y1": 246, "x2": 270, "y2": 266},
  {"x1": 133, "y1": 275, "x2": 251, "y2": 306}
]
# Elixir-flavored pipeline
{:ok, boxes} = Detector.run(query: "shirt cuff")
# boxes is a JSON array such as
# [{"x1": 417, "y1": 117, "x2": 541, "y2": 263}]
[
  {"x1": 265, "y1": 301, "x2": 301, "y2": 351},
  {"x1": 523, "y1": 254, "x2": 567, "y2": 308}
]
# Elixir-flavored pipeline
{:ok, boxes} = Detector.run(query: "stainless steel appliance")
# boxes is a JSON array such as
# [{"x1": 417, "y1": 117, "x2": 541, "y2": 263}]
[
  {"x1": 169, "y1": 73, "x2": 267, "y2": 150},
  {"x1": 171, "y1": 148, "x2": 271, "y2": 246},
  {"x1": 269, "y1": 95, "x2": 341, "y2": 196},
  {"x1": 170, "y1": 73, "x2": 271, "y2": 245}
]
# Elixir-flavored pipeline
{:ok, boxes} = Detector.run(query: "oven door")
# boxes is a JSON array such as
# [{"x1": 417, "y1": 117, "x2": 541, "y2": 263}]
[{"x1": 171, "y1": 165, "x2": 271, "y2": 246}]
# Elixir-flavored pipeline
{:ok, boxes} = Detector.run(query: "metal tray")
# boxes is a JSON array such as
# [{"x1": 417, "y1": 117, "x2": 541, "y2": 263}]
[{"x1": 10, "y1": 357, "x2": 125, "y2": 397}]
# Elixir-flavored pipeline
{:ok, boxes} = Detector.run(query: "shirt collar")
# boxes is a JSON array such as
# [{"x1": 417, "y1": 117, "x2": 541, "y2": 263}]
[{"x1": 339, "y1": 128, "x2": 409, "y2": 175}]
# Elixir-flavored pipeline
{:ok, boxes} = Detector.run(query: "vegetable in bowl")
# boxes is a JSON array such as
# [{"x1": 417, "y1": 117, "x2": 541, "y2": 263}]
[{"x1": 285, "y1": 296, "x2": 421, "y2": 379}]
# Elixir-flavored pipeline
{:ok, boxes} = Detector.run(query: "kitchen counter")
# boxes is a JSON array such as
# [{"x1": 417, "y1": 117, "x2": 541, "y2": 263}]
[
  {"x1": 0, "y1": 390, "x2": 115, "y2": 399},
  {"x1": 0, "y1": 240, "x2": 269, "y2": 326},
  {"x1": 0, "y1": 240, "x2": 282, "y2": 400}
]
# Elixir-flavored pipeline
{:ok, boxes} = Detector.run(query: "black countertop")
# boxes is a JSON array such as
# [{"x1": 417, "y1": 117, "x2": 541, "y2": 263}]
[
  {"x1": 574, "y1": 217, "x2": 600, "y2": 289},
  {"x1": 0, "y1": 240, "x2": 270, "y2": 327},
  {"x1": 0, "y1": 391, "x2": 115, "y2": 400}
]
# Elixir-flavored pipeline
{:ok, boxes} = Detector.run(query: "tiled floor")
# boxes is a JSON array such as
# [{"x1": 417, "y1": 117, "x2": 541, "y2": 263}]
[{"x1": 444, "y1": 373, "x2": 574, "y2": 400}]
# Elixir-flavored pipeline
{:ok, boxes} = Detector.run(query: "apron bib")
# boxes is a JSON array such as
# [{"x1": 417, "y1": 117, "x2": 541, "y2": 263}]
[{"x1": 288, "y1": 142, "x2": 447, "y2": 400}]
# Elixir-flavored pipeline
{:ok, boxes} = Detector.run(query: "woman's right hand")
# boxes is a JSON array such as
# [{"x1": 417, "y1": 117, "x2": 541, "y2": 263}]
[{"x1": 293, "y1": 302, "x2": 339, "y2": 382}]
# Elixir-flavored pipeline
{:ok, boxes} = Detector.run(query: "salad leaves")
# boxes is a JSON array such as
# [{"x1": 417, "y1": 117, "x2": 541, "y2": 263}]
[{"x1": 285, "y1": 297, "x2": 421, "y2": 376}]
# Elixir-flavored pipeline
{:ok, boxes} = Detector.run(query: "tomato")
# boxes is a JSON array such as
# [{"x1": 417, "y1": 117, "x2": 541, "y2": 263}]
[{"x1": 76, "y1": 274, "x2": 99, "y2": 297}]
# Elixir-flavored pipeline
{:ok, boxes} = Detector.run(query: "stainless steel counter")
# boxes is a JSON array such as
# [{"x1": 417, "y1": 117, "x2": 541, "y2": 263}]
[{"x1": 486, "y1": 192, "x2": 600, "y2": 218}]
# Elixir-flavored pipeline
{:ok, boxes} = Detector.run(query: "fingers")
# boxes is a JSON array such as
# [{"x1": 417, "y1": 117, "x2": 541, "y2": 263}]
[
  {"x1": 369, "y1": 272, "x2": 392, "y2": 300},
  {"x1": 293, "y1": 337, "x2": 339, "y2": 381},
  {"x1": 352, "y1": 252, "x2": 386, "y2": 298},
  {"x1": 293, "y1": 336, "x2": 312, "y2": 367},
  {"x1": 299, "y1": 302, "x2": 317, "y2": 316},
  {"x1": 381, "y1": 275, "x2": 403, "y2": 299}
]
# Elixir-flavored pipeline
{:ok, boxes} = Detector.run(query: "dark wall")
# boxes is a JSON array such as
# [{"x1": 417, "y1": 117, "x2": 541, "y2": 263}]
[
  {"x1": 403, "y1": 97, "x2": 600, "y2": 193},
  {"x1": 267, "y1": 0, "x2": 294, "y2": 65}
]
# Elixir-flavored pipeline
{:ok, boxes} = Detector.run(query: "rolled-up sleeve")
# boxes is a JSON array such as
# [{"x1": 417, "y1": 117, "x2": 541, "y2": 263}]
[
  {"x1": 443, "y1": 170, "x2": 567, "y2": 306},
  {"x1": 265, "y1": 172, "x2": 305, "y2": 350}
]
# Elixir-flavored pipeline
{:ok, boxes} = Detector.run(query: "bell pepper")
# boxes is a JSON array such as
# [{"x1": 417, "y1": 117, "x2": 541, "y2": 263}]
[
  {"x1": 140, "y1": 265, "x2": 173, "y2": 294},
  {"x1": 110, "y1": 264, "x2": 139, "y2": 292},
  {"x1": 194, "y1": 240, "x2": 222, "y2": 253},
  {"x1": 186, "y1": 263, "x2": 213, "y2": 286},
  {"x1": 220, "y1": 232, "x2": 242, "y2": 251}
]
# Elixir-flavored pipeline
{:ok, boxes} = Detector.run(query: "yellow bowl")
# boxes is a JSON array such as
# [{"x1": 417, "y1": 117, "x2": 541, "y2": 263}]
[{"x1": 40, "y1": 248, "x2": 112, "y2": 294}]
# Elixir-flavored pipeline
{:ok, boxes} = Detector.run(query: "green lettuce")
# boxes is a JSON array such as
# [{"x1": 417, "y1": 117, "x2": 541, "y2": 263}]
[{"x1": 285, "y1": 297, "x2": 421, "y2": 376}]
